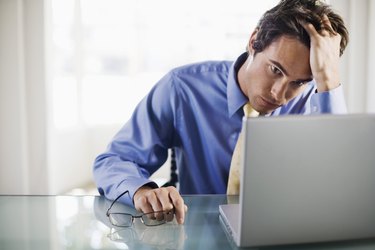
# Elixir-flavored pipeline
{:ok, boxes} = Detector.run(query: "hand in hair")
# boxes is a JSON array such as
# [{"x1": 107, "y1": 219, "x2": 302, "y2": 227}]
[{"x1": 302, "y1": 15, "x2": 342, "y2": 92}]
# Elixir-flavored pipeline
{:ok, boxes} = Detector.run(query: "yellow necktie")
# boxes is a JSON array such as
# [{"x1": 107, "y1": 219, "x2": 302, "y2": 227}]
[{"x1": 227, "y1": 103, "x2": 258, "y2": 195}]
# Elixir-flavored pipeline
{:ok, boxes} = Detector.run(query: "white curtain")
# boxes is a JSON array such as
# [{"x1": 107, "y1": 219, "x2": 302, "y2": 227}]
[
  {"x1": 367, "y1": 0, "x2": 375, "y2": 112},
  {"x1": 331, "y1": 0, "x2": 375, "y2": 113},
  {"x1": 0, "y1": 0, "x2": 48, "y2": 194}
]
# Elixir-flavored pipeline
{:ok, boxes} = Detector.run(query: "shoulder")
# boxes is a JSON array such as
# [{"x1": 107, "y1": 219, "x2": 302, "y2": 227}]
[
  {"x1": 169, "y1": 60, "x2": 233, "y2": 78},
  {"x1": 150, "y1": 60, "x2": 234, "y2": 104},
  {"x1": 162, "y1": 60, "x2": 233, "y2": 96}
]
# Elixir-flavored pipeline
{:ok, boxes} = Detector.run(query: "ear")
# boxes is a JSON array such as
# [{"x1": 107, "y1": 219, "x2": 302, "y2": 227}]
[{"x1": 247, "y1": 29, "x2": 258, "y2": 56}]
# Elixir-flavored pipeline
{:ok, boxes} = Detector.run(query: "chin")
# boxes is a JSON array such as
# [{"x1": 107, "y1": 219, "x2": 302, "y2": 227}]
[
  {"x1": 253, "y1": 104, "x2": 274, "y2": 115},
  {"x1": 250, "y1": 100, "x2": 265, "y2": 114}
]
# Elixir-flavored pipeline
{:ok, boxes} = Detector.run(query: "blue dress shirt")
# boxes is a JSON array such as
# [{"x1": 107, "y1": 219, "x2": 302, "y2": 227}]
[{"x1": 93, "y1": 53, "x2": 347, "y2": 205}]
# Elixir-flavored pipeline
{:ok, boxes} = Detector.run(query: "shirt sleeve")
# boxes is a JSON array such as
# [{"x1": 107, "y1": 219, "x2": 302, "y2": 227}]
[
  {"x1": 309, "y1": 85, "x2": 347, "y2": 114},
  {"x1": 272, "y1": 83, "x2": 347, "y2": 116},
  {"x1": 93, "y1": 71, "x2": 178, "y2": 206}
]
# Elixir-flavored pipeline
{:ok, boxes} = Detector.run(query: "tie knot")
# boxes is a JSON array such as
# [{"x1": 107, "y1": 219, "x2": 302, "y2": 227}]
[{"x1": 243, "y1": 102, "x2": 259, "y2": 117}]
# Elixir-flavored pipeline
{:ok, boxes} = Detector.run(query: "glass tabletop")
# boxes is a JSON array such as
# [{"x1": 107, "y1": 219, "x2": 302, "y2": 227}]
[{"x1": 0, "y1": 195, "x2": 375, "y2": 250}]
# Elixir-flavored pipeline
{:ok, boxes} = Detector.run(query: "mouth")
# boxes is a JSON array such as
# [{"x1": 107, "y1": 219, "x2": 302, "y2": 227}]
[{"x1": 259, "y1": 96, "x2": 282, "y2": 110}]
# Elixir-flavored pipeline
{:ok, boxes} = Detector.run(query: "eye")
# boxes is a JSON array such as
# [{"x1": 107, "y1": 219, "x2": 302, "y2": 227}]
[
  {"x1": 269, "y1": 65, "x2": 282, "y2": 75},
  {"x1": 292, "y1": 80, "x2": 307, "y2": 87}
]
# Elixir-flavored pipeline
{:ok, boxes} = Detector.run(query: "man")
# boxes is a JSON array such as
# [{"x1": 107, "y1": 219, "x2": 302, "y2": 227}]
[{"x1": 93, "y1": 0, "x2": 349, "y2": 225}]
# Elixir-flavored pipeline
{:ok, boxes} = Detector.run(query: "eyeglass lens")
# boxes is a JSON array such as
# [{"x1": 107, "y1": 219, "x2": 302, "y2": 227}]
[
  {"x1": 142, "y1": 210, "x2": 175, "y2": 226},
  {"x1": 109, "y1": 213, "x2": 133, "y2": 227}
]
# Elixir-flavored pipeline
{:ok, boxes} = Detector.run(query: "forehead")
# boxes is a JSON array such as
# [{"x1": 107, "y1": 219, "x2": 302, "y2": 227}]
[{"x1": 262, "y1": 36, "x2": 311, "y2": 76}]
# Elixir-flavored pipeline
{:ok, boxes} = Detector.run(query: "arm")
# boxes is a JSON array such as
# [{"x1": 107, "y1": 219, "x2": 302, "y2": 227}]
[
  {"x1": 301, "y1": 15, "x2": 347, "y2": 114},
  {"x1": 93, "y1": 72, "x2": 187, "y2": 224}
]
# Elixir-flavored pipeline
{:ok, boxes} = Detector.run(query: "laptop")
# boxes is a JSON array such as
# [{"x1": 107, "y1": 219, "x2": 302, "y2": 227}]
[{"x1": 219, "y1": 114, "x2": 375, "y2": 247}]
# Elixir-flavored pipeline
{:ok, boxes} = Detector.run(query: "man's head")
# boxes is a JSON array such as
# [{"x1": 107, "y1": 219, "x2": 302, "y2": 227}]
[
  {"x1": 238, "y1": 0, "x2": 349, "y2": 114},
  {"x1": 252, "y1": 0, "x2": 348, "y2": 56}
]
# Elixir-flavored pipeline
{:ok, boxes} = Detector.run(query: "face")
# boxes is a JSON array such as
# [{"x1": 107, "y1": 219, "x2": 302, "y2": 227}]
[{"x1": 238, "y1": 33, "x2": 313, "y2": 114}]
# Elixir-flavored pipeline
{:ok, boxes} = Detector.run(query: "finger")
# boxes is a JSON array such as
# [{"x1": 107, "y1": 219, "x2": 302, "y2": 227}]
[
  {"x1": 320, "y1": 29, "x2": 331, "y2": 37},
  {"x1": 302, "y1": 22, "x2": 320, "y2": 38},
  {"x1": 134, "y1": 193, "x2": 154, "y2": 214},
  {"x1": 321, "y1": 15, "x2": 337, "y2": 35},
  {"x1": 143, "y1": 190, "x2": 168, "y2": 221},
  {"x1": 321, "y1": 15, "x2": 331, "y2": 27},
  {"x1": 155, "y1": 187, "x2": 174, "y2": 211},
  {"x1": 168, "y1": 187, "x2": 186, "y2": 224},
  {"x1": 145, "y1": 190, "x2": 163, "y2": 213},
  {"x1": 153, "y1": 188, "x2": 175, "y2": 221},
  {"x1": 321, "y1": 15, "x2": 333, "y2": 29},
  {"x1": 164, "y1": 209, "x2": 175, "y2": 222}
]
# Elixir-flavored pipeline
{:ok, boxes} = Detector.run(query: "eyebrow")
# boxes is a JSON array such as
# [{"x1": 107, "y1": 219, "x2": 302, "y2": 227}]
[{"x1": 270, "y1": 59, "x2": 313, "y2": 83}]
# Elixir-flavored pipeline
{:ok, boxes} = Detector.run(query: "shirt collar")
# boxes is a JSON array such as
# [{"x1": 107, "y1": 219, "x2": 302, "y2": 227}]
[{"x1": 227, "y1": 52, "x2": 249, "y2": 117}]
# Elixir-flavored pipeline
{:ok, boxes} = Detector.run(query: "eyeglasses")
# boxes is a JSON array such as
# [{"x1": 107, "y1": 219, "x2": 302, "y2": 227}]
[{"x1": 106, "y1": 190, "x2": 175, "y2": 227}]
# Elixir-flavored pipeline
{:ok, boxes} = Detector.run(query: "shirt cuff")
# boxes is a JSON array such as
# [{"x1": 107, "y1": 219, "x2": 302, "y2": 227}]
[{"x1": 310, "y1": 85, "x2": 347, "y2": 114}]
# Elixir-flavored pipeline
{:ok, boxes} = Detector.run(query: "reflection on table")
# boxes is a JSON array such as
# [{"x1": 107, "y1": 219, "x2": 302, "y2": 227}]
[
  {"x1": 0, "y1": 195, "x2": 234, "y2": 250},
  {"x1": 1, "y1": 195, "x2": 375, "y2": 250},
  {"x1": 94, "y1": 195, "x2": 187, "y2": 249},
  {"x1": 94, "y1": 194, "x2": 234, "y2": 249}
]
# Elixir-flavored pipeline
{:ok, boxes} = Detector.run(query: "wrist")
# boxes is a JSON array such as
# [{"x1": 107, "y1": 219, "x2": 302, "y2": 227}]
[
  {"x1": 315, "y1": 75, "x2": 340, "y2": 93},
  {"x1": 316, "y1": 82, "x2": 340, "y2": 92},
  {"x1": 316, "y1": 79, "x2": 340, "y2": 93}
]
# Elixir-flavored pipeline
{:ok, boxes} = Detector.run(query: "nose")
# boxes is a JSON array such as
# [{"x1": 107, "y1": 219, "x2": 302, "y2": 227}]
[{"x1": 270, "y1": 80, "x2": 288, "y2": 104}]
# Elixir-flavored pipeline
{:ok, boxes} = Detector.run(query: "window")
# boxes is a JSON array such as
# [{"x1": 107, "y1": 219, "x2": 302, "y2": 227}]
[{"x1": 51, "y1": 0, "x2": 278, "y2": 128}]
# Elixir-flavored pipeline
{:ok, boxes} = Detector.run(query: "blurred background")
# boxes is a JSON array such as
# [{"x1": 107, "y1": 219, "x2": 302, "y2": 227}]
[{"x1": 1, "y1": 0, "x2": 374, "y2": 195}]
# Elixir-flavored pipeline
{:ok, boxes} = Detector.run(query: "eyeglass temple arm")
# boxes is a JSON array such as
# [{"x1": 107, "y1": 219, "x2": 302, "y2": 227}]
[{"x1": 106, "y1": 190, "x2": 129, "y2": 216}]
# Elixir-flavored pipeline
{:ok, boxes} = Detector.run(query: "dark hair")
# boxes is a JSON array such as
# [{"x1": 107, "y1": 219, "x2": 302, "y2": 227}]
[{"x1": 252, "y1": 0, "x2": 348, "y2": 56}]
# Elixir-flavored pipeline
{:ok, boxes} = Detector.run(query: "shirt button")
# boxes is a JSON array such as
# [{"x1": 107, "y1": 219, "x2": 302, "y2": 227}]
[
  {"x1": 230, "y1": 133, "x2": 239, "y2": 144},
  {"x1": 231, "y1": 132, "x2": 239, "y2": 139}
]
